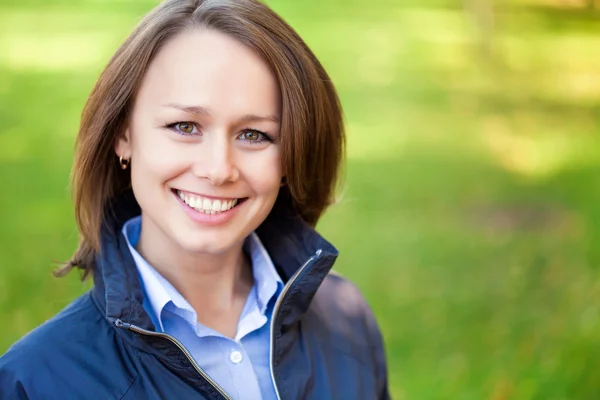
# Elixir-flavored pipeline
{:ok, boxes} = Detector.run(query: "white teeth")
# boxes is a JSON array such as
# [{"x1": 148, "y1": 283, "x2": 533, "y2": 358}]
[{"x1": 177, "y1": 190, "x2": 239, "y2": 214}]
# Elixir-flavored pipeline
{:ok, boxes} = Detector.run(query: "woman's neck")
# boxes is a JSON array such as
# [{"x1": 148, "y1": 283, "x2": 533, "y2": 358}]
[{"x1": 136, "y1": 217, "x2": 254, "y2": 338}]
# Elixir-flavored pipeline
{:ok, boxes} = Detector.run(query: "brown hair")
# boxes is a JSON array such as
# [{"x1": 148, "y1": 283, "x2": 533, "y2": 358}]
[{"x1": 60, "y1": 0, "x2": 345, "y2": 279}]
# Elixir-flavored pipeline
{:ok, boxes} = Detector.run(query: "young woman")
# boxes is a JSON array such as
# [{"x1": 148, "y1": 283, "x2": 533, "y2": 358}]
[{"x1": 0, "y1": 0, "x2": 389, "y2": 398}]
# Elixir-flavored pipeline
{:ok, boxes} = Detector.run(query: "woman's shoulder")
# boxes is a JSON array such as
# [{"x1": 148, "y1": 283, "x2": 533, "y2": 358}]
[
  {"x1": 314, "y1": 271, "x2": 380, "y2": 320},
  {"x1": 2, "y1": 293, "x2": 103, "y2": 352},
  {"x1": 310, "y1": 271, "x2": 385, "y2": 350},
  {"x1": 0, "y1": 292, "x2": 124, "y2": 398},
  {"x1": 306, "y1": 271, "x2": 389, "y2": 397}
]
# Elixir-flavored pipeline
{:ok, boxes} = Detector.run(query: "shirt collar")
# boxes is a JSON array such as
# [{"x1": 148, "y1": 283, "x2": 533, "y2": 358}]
[
  {"x1": 122, "y1": 216, "x2": 172, "y2": 332},
  {"x1": 121, "y1": 216, "x2": 283, "y2": 332},
  {"x1": 245, "y1": 232, "x2": 283, "y2": 313}
]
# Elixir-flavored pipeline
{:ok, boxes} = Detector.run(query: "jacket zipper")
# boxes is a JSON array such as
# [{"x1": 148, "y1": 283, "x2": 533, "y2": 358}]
[
  {"x1": 269, "y1": 249, "x2": 323, "y2": 400},
  {"x1": 114, "y1": 319, "x2": 232, "y2": 400},
  {"x1": 114, "y1": 248, "x2": 323, "y2": 400}
]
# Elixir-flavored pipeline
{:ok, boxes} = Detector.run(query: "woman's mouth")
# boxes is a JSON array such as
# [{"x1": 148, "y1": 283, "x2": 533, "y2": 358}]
[{"x1": 173, "y1": 189, "x2": 246, "y2": 215}]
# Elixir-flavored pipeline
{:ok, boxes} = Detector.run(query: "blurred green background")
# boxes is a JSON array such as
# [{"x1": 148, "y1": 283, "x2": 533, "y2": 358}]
[{"x1": 1, "y1": 0, "x2": 600, "y2": 398}]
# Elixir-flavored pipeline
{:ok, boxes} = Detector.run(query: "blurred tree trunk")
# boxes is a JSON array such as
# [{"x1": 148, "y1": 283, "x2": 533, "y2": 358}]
[{"x1": 464, "y1": 0, "x2": 496, "y2": 62}]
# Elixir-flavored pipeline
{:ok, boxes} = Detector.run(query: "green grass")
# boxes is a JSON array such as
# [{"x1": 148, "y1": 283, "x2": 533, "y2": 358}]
[{"x1": 2, "y1": 0, "x2": 600, "y2": 398}]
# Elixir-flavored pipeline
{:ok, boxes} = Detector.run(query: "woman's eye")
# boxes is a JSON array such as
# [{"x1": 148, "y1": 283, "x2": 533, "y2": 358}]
[
  {"x1": 170, "y1": 121, "x2": 198, "y2": 135},
  {"x1": 241, "y1": 130, "x2": 261, "y2": 141},
  {"x1": 238, "y1": 129, "x2": 271, "y2": 143},
  {"x1": 176, "y1": 122, "x2": 195, "y2": 134}
]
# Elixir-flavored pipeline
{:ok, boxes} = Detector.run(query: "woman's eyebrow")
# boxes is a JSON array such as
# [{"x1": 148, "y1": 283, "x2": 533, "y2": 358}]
[
  {"x1": 238, "y1": 113, "x2": 280, "y2": 124},
  {"x1": 162, "y1": 103, "x2": 211, "y2": 116},
  {"x1": 162, "y1": 102, "x2": 280, "y2": 124}
]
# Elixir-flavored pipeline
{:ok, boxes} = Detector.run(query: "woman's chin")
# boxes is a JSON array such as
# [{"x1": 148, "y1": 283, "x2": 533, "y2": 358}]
[{"x1": 174, "y1": 233, "x2": 242, "y2": 257}]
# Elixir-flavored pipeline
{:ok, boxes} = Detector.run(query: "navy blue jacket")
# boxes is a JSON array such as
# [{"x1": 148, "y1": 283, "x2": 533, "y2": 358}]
[{"x1": 0, "y1": 191, "x2": 389, "y2": 399}]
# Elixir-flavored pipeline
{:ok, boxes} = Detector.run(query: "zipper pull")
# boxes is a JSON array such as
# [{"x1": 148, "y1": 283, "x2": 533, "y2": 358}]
[{"x1": 114, "y1": 319, "x2": 131, "y2": 329}]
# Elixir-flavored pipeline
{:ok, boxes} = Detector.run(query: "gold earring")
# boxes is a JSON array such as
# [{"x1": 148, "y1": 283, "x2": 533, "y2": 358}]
[{"x1": 119, "y1": 156, "x2": 129, "y2": 170}]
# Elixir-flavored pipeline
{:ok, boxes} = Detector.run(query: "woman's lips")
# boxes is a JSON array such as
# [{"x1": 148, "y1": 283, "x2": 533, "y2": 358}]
[{"x1": 173, "y1": 189, "x2": 246, "y2": 225}]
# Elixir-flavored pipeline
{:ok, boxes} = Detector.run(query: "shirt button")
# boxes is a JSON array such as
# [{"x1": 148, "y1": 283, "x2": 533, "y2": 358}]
[{"x1": 230, "y1": 350, "x2": 243, "y2": 364}]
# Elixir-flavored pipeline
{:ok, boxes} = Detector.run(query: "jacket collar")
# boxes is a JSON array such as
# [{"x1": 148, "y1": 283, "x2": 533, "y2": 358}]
[{"x1": 92, "y1": 188, "x2": 339, "y2": 331}]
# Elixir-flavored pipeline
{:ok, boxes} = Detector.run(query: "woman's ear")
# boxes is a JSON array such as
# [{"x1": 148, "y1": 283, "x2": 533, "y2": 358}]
[{"x1": 114, "y1": 128, "x2": 132, "y2": 160}]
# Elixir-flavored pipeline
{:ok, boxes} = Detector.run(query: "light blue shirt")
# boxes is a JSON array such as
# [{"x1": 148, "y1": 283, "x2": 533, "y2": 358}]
[{"x1": 122, "y1": 216, "x2": 283, "y2": 399}]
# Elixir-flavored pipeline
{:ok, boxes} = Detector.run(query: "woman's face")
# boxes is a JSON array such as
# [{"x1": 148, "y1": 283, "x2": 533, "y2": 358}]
[{"x1": 116, "y1": 29, "x2": 282, "y2": 256}]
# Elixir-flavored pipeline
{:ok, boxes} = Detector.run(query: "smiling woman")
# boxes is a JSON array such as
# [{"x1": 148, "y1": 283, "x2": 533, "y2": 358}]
[{"x1": 0, "y1": 1, "x2": 389, "y2": 399}]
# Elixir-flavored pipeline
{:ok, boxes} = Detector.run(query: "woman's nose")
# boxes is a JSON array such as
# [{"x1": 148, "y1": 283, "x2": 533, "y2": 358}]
[{"x1": 193, "y1": 134, "x2": 239, "y2": 186}]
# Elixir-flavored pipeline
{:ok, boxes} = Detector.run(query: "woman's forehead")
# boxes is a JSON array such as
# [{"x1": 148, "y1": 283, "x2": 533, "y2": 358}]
[{"x1": 134, "y1": 29, "x2": 281, "y2": 119}]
